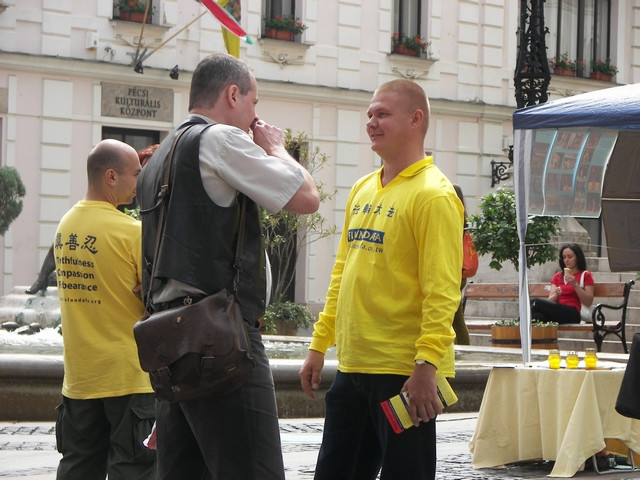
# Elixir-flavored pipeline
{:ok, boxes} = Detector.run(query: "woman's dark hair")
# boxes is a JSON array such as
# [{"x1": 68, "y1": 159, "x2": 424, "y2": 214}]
[{"x1": 558, "y1": 243, "x2": 587, "y2": 271}]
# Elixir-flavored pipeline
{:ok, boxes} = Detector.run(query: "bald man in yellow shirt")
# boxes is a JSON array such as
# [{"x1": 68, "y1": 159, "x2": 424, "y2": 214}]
[
  {"x1": 300, "y1": 80, "x2": 463, "y2": 480},
  {"x1": 54, "y1": 139, "x2": 155, "y2": 480}
]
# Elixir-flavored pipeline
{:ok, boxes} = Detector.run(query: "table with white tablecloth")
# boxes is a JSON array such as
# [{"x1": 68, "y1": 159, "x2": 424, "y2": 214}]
[{"x1": 469, "y1": 364, "x2": 640, "y2": 477}]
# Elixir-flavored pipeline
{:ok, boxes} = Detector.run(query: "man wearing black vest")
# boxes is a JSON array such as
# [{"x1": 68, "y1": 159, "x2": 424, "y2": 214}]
[{"x1": 137, "y1": 53, "x2": 319, "y2": 480}]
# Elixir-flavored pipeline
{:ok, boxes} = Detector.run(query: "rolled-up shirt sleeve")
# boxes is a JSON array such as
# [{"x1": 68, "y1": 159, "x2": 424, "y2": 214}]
[{"x1": 199, "y1": 124, "x2": 305, "y2": 213}]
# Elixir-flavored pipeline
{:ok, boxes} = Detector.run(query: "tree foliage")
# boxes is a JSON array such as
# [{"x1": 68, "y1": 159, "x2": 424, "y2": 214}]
[
  {"x1": 468, "y1": 189, "x2": 560, "y2": 271},
  {"x1": 262, "y1": 300, "x2": 314, "y2": 334},
  {"x1": 0, "y1": 166, "x2": 26, "y2": 236},
  {"x1": 261, "y1": 130, "x2": 337, "y2": 305}
]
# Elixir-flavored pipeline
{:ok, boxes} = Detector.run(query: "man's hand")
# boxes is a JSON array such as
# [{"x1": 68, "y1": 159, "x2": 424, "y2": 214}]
[
  {"x1": 251, "y1": 119, "x2": 289, "y2": 158},
  {"x1": 401, "y1": 362, "x2": 442, "y2": 426},
  {"x1": 299, "y1": 349, "x2": 325, "y2": 399},
  {"x1": 251, "y1": 118, "x2": 320, "y2": 215}
]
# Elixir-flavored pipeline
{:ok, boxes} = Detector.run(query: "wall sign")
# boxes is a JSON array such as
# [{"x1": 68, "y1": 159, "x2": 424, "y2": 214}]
[{"x1": 101, "y1": 82, "x2": 173, "y2": 122}]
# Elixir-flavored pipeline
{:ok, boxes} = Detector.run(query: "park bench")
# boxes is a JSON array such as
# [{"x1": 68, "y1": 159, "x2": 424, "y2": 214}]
[{"x1": 462, "y1": 280, "x2": 636, "y2": 353}]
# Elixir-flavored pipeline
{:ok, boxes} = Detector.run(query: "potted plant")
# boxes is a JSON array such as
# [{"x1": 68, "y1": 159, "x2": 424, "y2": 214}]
[
  {"x1": 263, "y1": 300, "x2": 313, "y2": 336},
  {"x1": 491, "y1": 319, "x2": 559, "y2": 349},
  {"x1": 261, "y1": 130, "x2": 336, "y2": 305},
  {"x1": 263, "y1": 14, "x2": 307, "y2": 41},
  {"x1": 0, "y1": 166, "x2": 26, "y2": 236},
  {"x1": 117, "y1": 0, "x2": 154, "y2": 23},
  {"x1": 549, "y1": 53, "x2": 576, "y2": 77},
  {"x1": 260, "y1": 130, "x2": 334, "y2": 335},
  {"x1": 391, "y1": 33, "x2": 431, "y2": 57},
  {"x1": 590, "y1": 58, "x2": 618, "y2": 82},
  {"x1": 468, "y1": 189, "x2": 561, "y2": 272}
]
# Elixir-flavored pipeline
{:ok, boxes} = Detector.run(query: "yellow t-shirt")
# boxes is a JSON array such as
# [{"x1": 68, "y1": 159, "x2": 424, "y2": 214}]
[
  {"x1": 55, "y1": 201, "x2": 152, "y2": 399},
  {"x1": 310, "y1": 158, "x2": 463, "y2": 377}
]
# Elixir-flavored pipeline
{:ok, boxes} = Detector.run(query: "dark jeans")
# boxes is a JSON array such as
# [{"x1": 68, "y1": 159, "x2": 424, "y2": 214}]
[
  {"x1": 155, "y1": 325, "x2": 285, "y2": 480},
  {"x1": 55, "y1": 393, "x2": 156, "y2": 480},
  {"x1": 314, "y1": 371, "x2": 437, "y2": 480},
  {"x1": 530, "y1": 298, "x2": 581, "y2": 324}
]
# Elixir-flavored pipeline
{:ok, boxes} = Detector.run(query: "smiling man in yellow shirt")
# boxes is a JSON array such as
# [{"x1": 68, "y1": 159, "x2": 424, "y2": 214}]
[{"x1": 300, "y1": 79, "x2": 463, "y2": 480}]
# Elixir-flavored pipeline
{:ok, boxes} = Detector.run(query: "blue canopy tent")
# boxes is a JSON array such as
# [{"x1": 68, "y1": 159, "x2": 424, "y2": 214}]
[{"x1": 512, "y1": 83, "x2": 640, "y2": 363}]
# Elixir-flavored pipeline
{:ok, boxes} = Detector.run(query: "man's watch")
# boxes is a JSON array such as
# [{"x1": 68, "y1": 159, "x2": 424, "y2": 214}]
[{"x1": 415, "y1": 359, "x2": 428, "y2": 365}]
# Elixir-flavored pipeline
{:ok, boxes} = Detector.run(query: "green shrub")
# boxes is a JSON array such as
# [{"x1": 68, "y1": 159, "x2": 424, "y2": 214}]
[
  {"x1": 263, "y1": 300, "x2": 313, "y2": 335},
  {"x1": 0, "y1": 166, "x2": 26, "y2": 236},
  {"x1": 261, "y1": 130, "x2": 336, "y2": 303},
  {"x1": 468, "y1": 189, "x2": 560, "y2": 271},
  {"x1": 494, "y1": 319, "x2": 558, "y2": 327},
  {"x1": 124, "y1": 205, "x2": 140, "y2": 220}
]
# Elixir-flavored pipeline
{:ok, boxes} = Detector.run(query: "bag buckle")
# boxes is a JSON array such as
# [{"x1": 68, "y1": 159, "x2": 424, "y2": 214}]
[{"x1": 183, "y1": 296, "x2": 193, "y2": 306}]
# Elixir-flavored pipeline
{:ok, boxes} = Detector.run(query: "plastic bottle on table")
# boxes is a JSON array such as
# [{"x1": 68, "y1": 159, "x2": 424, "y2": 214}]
[
  {"x1": 548, "y1": 349, "x2": 561, "y2": 369},
  {"x1": 566, "y1": 351, "x2": 579, "y2": 369},
  {"x1": 584, "y1": 348, "x2": 598, "y2": 370}
]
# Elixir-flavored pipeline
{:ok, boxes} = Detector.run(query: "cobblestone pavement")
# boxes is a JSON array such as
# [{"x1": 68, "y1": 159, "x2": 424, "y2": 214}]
[{"x1": 1, "y1": 414, "x2": 639, "y2": 479}]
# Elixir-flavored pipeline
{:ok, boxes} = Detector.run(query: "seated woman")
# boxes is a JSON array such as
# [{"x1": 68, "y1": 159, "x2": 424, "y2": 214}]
[{"x1": 530, "y1": 243, "x2": 594, "y2": 324}]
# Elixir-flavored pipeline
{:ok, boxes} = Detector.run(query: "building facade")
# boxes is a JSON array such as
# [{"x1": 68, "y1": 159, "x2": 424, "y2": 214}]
[{"x1": 0, "y1": 0, "x2": 637, "y2": 305}]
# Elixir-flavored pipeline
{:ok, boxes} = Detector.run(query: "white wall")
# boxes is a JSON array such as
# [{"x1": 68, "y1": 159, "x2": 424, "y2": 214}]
[{"x1": 0, "y1": 0, "x2": 637, "y2": 298}]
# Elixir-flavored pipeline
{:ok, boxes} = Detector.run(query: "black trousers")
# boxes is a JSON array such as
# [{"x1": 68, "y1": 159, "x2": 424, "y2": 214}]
[
  {"x1": 154, "y1": 326, "x2": 285, "y2": 480},
  {"x1": 530, "y1": 298, "x2": 581, "y2": 324},
  {"x1": 314, "y1": 372, "x2": 437, "y2": 480},
  {"x1": 55, "y1": 394, "x2": 156, "y2": 480}
]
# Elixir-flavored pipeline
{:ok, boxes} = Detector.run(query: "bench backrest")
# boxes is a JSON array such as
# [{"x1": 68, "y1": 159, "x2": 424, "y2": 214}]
[{"x1": 464, "y1": 282, "x2": 626, "y2": 299}]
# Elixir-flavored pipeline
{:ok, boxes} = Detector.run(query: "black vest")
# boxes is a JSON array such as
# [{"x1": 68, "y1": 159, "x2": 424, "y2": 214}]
[{"x1": 137, "y1": 117, "x2": 266, "y2": 325}]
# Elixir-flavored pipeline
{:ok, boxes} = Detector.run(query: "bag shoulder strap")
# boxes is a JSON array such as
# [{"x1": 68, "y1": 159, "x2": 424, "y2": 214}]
[
  {"x1": 144, "y1": 125, "x2": 194, "y2": 312},
  {"x1": 140, "y1": 125, "x2": 196, "y2": 216},
  {"x1": 580, "y1": 270, "x2": 588, "y2": 288}
]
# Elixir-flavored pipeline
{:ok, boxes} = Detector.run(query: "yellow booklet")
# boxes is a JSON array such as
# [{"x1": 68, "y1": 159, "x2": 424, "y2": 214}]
[{"x1": 380, "y1": 374, "x2": 458, "y2": 434}]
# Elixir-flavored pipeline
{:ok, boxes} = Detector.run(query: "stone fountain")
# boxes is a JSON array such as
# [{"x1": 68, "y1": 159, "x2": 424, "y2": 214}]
[{"x1": 1, "y1": 286, "x2": 606, "y2": 421}]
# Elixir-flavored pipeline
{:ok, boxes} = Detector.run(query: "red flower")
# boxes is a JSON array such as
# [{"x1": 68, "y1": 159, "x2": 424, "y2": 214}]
[
  {"x1": 263, "y1": 14, "x2": 307, "y2": 34},
  {"x1": 391, "y1": 32, "x2": 430, "y2": 55}
]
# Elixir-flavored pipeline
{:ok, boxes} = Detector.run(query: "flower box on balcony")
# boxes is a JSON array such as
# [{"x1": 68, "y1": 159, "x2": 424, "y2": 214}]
[
  {"x1": 590, "y1": 71, "x2": 613, "y2": 82},
  {"x1": 553, "y1": 67, "x2": 575, "y2": 77},
  {"x1": 264, "y1": 28, "x2": 295, "y2": 42},
  {"x1": 118, "y1": 10, "x2": 150, "y2": 23},
  {"x1": 392, "y1": 45, "x2": 419, "y2": 57}
]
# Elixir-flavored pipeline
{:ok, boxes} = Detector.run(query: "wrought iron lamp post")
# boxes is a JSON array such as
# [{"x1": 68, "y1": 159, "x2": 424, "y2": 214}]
[
  {"x1": 514, "y1": 0, "x2": 550, "y2": 109},
  {"x1": 491, "y1": 145, "x2": 514, "y2": 188},
  {"x1": 492, "y1": 0, "x2": 550, "y2": 188}
]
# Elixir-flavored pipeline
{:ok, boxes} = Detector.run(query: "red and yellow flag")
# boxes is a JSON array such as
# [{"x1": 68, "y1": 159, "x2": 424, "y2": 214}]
[{"x1": 199, "y1": 0, "x2": 252, "y2": 57}]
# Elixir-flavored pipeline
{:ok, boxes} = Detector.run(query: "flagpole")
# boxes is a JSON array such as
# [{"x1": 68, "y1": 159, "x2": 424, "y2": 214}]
[
  {"x1": 132, "y1": 0, "x2": 153, "y2": 66},
  {"x1": 137, "y1": 11, "x2": 207, "y2": 64}
]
